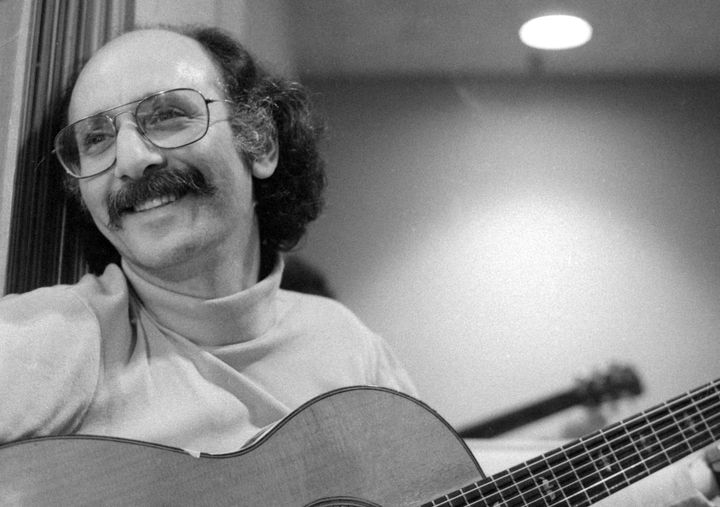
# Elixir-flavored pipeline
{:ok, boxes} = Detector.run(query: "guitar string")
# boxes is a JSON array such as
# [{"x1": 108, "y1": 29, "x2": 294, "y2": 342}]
[
  {"x1": 553, "y1": 405, "x2": 720, "y2": 507},
  {"x1": 544, "y1": 421, "x2": 720, "y2": 507},
  {"x1": 428, "y1": 381, "x2": 720, "y2": 507},
  {"x1": 430, "y1": 409, "x2": 719, "y2": 507},
  {"x1": 461, "y1": 401, "x2": 720, "y2": 507},
  {"x1": 545, "y1": 405, "x2": 720, "y2": 507},
  {"x1": 552, "y1": 413, "x2": 720, "y2": 507},
  {"x1": 481, "y1": 393, "x2": 720, "y2": 507},
  {"x1": 460, "y1": 387, "x2": 720, "y2": 507},
  {"x1": 424, "y1": 381, "x2": 720, "y2": 507}
]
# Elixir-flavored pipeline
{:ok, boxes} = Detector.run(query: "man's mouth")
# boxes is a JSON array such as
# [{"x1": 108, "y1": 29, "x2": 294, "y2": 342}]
[
  {"x1": 105, "y1": 167, "x2": 217, "y2": 229},
  {"x1": 132, "y1": 193, "x2": 180, "y2": 213}
]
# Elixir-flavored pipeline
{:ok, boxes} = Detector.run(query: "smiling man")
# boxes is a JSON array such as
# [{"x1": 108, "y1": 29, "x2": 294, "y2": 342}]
[
  {"x1": 64, "y1": 29, "x2": 283, "y2": 295},
  {"x1": 0, "y1": 26, "x2": 415, "y2": 454}
]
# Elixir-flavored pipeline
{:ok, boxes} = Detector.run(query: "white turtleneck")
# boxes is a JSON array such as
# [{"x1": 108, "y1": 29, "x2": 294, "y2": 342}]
[{"x1": 0, "y1": 259, "x2": 416, "y2": 454}]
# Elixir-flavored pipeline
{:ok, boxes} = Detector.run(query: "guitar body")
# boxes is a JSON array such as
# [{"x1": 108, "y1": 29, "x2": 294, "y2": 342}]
[{"x1": 0, "y1": 386, "x2": 483, "y2": 506}]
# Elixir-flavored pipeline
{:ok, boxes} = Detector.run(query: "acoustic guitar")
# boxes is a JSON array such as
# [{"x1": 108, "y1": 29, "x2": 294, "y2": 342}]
[{"x1": 0, "y1": 380, "x2": 718, "y2": 506}]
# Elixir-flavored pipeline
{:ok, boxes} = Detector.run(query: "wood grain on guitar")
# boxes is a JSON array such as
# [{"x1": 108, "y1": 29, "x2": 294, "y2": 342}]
[{"x1": 1, "y1": 380, "x2": 718, "y2": 506}]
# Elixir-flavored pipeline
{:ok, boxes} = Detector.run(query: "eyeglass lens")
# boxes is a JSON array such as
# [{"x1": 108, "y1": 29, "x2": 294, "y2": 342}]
[{"x1": 55, "y1": 89, "x2": 211, "y2": 178}]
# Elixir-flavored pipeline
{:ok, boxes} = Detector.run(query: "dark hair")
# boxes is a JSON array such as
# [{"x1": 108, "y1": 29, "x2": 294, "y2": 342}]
[
  {"x1": 179, "y1": 25, "x2": 326, "y2": 254},
  {"x1": 66, "y1": 25, "x2": 326, "y2": 274}
]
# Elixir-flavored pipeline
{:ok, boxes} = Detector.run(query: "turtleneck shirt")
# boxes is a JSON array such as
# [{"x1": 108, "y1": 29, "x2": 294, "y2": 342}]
[{"x1": 0, "y1": 260, "x2": 416, "y2": 454}]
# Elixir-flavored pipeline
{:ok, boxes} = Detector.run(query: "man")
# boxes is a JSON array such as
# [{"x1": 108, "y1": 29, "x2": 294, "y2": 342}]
[
  {"x1": 0, "y1": 25, "x2": 718, "y2": 505},
  {"x1": 0, "y1": 26, "x2": 415, "y2": 454}
]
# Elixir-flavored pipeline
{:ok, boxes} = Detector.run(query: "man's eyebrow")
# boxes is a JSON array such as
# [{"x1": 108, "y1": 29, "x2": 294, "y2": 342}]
[{"x1": 71, "y1": 93, "x2": 152, "y2": 122}]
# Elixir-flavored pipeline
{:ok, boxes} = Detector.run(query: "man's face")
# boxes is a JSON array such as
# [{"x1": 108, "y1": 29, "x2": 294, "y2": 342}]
[{"x1": 68, "y1": 30, "x2": 275, "y2": 285}]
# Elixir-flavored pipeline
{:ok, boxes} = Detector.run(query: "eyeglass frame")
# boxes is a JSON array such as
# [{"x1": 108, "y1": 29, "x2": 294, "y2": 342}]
[{"x1": 53, "y1": 87, "x2": 234, "y2": 179}]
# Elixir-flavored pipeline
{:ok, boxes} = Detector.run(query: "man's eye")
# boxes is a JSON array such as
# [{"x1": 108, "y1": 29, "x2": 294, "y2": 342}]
[
  {"x1": 144, "y1": 107, "x2": 190, "y2": 127},
  {"x1": 80, "y1": 132, "x2": 113, "y2": 154}
]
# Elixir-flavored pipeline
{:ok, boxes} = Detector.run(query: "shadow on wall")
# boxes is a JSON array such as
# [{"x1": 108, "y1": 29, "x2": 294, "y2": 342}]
[{"x1": 280, "y1": 255, "x2": 336, "y2": 299}]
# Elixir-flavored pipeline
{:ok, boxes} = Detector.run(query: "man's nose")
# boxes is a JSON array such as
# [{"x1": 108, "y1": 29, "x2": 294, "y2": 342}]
[{"x1": 113, "y1": 116, "x2": 165, "y2": 179}]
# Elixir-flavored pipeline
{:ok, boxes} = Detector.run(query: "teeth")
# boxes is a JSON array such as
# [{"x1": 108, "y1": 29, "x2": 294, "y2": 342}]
[{"x1": 133, "y1": 194, "x2": 178, "y2": 212}]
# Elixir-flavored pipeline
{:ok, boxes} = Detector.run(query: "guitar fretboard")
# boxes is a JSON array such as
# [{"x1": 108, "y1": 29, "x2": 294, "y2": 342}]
[{"x1": 424, "y1": 378, "x2": 720, "y2": 507}]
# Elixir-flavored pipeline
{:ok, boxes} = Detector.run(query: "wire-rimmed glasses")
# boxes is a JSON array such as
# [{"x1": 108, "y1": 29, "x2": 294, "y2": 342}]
[{"x1": 54, "y1": 88, "x2": 232, "y2": 179}]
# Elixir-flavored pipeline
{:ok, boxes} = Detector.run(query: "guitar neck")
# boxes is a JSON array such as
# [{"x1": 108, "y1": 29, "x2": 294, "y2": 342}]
[{"x1": 429, "y1": 379, "x2": 720, "y2": 506}]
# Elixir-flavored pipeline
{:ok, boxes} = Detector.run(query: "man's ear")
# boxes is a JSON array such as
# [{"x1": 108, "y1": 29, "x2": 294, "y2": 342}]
[{"x1": 251, "y1": 139, "x2": 278, "y2": 179}]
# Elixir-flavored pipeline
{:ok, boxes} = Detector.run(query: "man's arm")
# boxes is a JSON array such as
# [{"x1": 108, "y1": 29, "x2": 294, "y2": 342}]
[{"x1": 0, "y1": 287, "x2": 100, "y2": 442}]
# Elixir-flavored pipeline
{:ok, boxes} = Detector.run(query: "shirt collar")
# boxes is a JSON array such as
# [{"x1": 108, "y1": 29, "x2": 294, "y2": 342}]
[{"x1": 121, "y1": 257, "x2": 283, "y2": 346}]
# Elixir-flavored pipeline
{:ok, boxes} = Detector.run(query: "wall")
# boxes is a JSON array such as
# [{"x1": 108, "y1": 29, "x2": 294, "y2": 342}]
[
  {"x1": 135, "y1": 0, "x2": 295, "y2": 75},
  {"x1": 299, "y1": 76, "x2": 720, "y2": 436}
]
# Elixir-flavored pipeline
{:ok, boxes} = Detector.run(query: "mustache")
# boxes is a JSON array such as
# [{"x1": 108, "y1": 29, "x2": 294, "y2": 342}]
[{"x1": 106, "y1": 167, "x2": 217, "y2": 229}]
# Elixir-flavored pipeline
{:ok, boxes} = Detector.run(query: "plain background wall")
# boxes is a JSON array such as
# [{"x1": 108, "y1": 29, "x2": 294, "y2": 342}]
[
  {"x1": 135, "y1": 0, "x2": 296, "y2": 76},
  {"x1": 297, "y1": 77, "x2": 720, "y2": 435}
]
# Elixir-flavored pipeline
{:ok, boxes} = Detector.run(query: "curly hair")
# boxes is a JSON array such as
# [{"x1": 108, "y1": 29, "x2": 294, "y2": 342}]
[
  {"x1": 178, "y1": 25, "x2": 326, "y2": 254},
  {"x1": 64, "y1": 25, "x2": 326, "y2": 274}
]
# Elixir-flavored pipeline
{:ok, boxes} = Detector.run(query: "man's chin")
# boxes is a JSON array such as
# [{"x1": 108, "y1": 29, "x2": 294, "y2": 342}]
[
  {"x1": 111, "y1": 222, "x2": 212, "y2": 268},
  {"x1": 117, "y1": 243, "x2": 194, "y2": 275}
]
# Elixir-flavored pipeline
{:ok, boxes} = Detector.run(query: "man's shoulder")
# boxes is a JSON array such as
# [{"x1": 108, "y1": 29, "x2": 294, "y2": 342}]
[
  {"x1": 274, "y1": 289, "x2": 417, "y2": 395},
  {"x1": 278, "y1": 289, "x2": 365, "y2": 325},
  {"x1": 0, "y1": 269, "x2": 118, "y2": 442},
  {"x1": 1, "y1": 263, "x2": 131, "y2": 322},
  {"x1": 276, "y1": 289, "x2": 379, "y2": 346}
]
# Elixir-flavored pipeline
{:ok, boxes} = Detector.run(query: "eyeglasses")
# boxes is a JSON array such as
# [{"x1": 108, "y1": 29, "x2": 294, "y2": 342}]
[{"x1": 54, "y1": 88, "x2": 232, "y2": 179}]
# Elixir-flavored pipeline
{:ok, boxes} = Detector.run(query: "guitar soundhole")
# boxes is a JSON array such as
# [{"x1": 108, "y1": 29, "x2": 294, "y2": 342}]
[{"x1": 305, "y1": 497, "x2": 380, "y2": 507}]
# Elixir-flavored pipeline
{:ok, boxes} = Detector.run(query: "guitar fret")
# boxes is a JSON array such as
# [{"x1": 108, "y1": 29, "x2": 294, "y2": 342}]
[
  {"x1": 475, "y1": 475, "x2": 503, "y2": 506},
  {"x1": 636, "y1": 414, "x2": 671, "y2": 473},
  {"x1": 599, "y1": 424, "x2": 633, "y2": 481},
  {"x1": 563, "y1": 440, "x2": 607, "y2": 501},
  {"x1": 577, "y1": 434, "x2": 613, "y2": 500},
  {"x1": 573, "y1": 438, "x2": 647, "y2": 507},
  {"x1": 668, "y1": 398, "x2": 703, "y2": 453},
  {"x1": 419, "y1": 493, "x2": 455, "y2": 506},
  {"x1": 621, "y1": 420, "x2": 652, "y2": 476},
  {"x1": 650, "y1": 406, "x2": 688, "y2": 462},
  {"x1": 447, "y1": 491, "x2": 467, "y2": 507},
  {"x1": 706, "y1": 382, "x2": 720, "y2": 438},
  {"x1": 553, "y1": 447, "x2": 592, "y2": 504},
  {"x1": 444, "y1": 489, "x2": 465, "y2": 506},
  {"x1": 421, "y1": 487, "x2": 470, "y2": 507},
  {"x1": 562, "y1": 490, "x2": 593, "y2": 507},
  {"x1": 422, "y1": 379, "x2": 720, "y2": 507},
  {"x1": 527, "y1": 456, "x2": 565, "y2": 505},
  {"x1": 709, "y1": 412, "x2": 720, "y2": 441},
  {"x1": 491, "y1": 468, "x2": 526, "y2": 504},
  {"x1": 507, "y1": 462, "x2": 545, "y2": 504},
  {"x1": 693, "y1": 389, "x2": 719, "y2": 440},
  {"x1": 597, "y1": 425, "x2": 630, "y2": 485},
  {"x1": 522, "y1": 462, "x2": 561, "y2": 506},
  {"x1": 460, "y1": 483, "x2": 484, "y2": 504}
]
